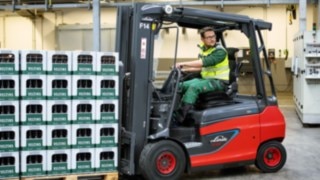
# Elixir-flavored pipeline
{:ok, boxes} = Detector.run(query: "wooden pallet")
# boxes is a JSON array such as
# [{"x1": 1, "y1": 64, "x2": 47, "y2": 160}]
[{"x1": 15, "y1": 172, "x2": 118, "y2": 180}]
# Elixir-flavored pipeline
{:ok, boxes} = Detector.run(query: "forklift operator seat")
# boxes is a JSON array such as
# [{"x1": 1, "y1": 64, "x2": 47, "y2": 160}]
[{"x1": 195, "y1": 47, "x2": 239, "y2": 109}]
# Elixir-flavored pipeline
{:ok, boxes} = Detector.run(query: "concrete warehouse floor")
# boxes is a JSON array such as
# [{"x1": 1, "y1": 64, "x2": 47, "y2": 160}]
[{"x1": 122, "y1": 92, "x2": 320, "y2": 180}]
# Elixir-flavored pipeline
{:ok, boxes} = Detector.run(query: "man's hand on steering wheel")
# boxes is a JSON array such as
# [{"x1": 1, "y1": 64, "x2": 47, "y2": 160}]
[{"x1": 175, "y1": 63, "x2": 184, "y2": 69}]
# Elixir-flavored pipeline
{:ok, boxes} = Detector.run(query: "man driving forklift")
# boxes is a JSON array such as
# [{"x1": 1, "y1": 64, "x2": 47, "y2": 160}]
[{"x1": 175, "y1": 26, "x2": 230, "y2": 123}]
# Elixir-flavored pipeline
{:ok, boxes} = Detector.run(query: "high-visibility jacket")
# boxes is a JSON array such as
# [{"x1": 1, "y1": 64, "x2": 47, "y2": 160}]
[{"x1": 199, "y1": 43, "x2": 229, "y2": 81}]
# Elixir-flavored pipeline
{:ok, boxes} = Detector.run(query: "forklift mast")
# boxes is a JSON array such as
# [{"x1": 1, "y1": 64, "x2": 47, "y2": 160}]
[
  {"x1": 116, "y1": 4, "x2": 156, "y2": 175},
  {"x1": 115, "y1": 3, "x2": 277, "y2": 176}
]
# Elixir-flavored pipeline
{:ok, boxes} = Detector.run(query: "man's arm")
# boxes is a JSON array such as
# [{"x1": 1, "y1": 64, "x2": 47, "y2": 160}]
[
  {"x1": 182, "y1": 67, "x2": 202, "y2": 72},
  {"x1": 202, "y1": 49, "x2": 227, "y2": 67},
  {"x1": 176, "y1": 59, "x2": 203, "y2": 69}
]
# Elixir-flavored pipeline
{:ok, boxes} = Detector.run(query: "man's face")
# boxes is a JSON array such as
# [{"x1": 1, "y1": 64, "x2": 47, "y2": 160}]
[{"x1": 202, "y1": 31, "x2": 216, "y2": 47}]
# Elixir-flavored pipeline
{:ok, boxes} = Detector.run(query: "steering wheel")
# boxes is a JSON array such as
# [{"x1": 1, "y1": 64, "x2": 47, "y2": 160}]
[{"x1": 161, "y1": 67, "x2": 182, "y2": 94}]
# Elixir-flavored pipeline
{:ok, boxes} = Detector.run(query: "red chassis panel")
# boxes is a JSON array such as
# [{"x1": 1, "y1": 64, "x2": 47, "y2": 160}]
[
  {"x1": 190, "y1": 106, "x2": 285, "y2": 168},
  {"x1": 259, "y1": 106, "x2": 286, "y2": 143}
]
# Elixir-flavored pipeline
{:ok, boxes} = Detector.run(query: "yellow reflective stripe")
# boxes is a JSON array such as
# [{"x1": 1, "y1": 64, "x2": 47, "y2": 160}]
[
  {"x1": 199, "y1": 43, "x2": 229, "y2": 81},
  {"x1": 202, "y1": 71, "x2": 229, "y2": 80},
  {"x1": 202, "y1": 66, "x2": 229, "y2": 72}
]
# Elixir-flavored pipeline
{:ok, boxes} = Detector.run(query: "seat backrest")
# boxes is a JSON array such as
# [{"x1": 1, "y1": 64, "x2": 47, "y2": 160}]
[{"x1": 226, "y1": 47, "x2": 239, "y2": 84}]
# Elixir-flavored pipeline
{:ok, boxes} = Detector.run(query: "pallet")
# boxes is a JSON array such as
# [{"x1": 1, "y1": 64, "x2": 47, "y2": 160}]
[{"x1": 10, "y1": 172, "x2": 118, "y2": 180}]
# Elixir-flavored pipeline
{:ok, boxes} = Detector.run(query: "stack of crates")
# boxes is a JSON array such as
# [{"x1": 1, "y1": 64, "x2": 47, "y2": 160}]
[
  {"x1": 46, "y1": 51, "x2": 73, "y2": 175},
  {"x1": 0, "y1": 50, "x2": 119, "y2": 179},
  {"x1": 0, "y1": 50, "x2": 20, "y2": 179},
  {"x1": 71, "y1": 51, "x2": 96, "y2": 173},
  {"x1": 94, "y1": 52, "x2": 119, "y2": 172},
  {"x1": 20, "y1": 50, "x2": 48, "y2": 177}
]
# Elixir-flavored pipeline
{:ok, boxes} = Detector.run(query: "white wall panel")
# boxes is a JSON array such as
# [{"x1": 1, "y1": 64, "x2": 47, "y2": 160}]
[
  {"x1": 4, "y1": 16, "x2": 33, "y2": 49},
  {"x1": 0, "y1": 17, "x2": 3, "y2": 48},
  {"x1": 57, "y1": 24, "x2": 115, "y2": 51}
]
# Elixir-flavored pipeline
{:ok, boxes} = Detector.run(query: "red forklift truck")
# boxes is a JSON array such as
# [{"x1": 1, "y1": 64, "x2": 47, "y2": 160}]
[{"x1": 115, "y1": 3, "x2": 286, "y2": 180}]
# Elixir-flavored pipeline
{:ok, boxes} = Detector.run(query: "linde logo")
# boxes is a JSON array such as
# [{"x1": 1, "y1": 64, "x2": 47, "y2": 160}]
[{"x1": 210, "y1": 135, "x2": 228, "y2": 143}]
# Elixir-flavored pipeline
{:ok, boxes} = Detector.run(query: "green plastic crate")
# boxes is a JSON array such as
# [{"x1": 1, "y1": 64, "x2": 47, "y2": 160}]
[
  {"x1": 0, "y1": 101, "x2": 19, "y2": 126},
  {"x1": 21, "y1": 151, "x2": 47, "y2": 177},
  {"x1": 0, "y1": 127, "x2": 19, "y2": 152},
  {"x1": 0, "y1": 76, "x2": 19, "y2": 100},
  {"x1": 21, "y1": 126, "x2": 46, "y2": 150},
  {"x1": 72, "y1": 125, "x2": 95, "y2": 148},
  {"x1": 47, "y1": 150, "x2": 71, "y2": 175},
  {"x1": 21, "y1": 75, "x2": 47, "y2": 100},
  {"x1": 96, "y1": 76, "x2": 118, "y2": 99},
  {"x1": 47, "y1": 101, "x2": 71, "y2": 125},
  {"x1": 71, "y1": 149, "x2": 95, "y2": 173},
  {"x1": 0, "y1": 152, "x2": 19, "y2": 178},
  {"x1": 0, "y1": 50, "x2": 19, "y2": 75},
  {"x1": 94, "y1": 148, "x2": 117, "y2": 172},
  {"x1": 21, "y1": 100, "x2": 47, "y2": 125},
  {"x1": 47, "y1": 125, "x2": 71, "y2": 150},
  {"x1": 95, "y1": 124, "x2": 118, "y2": 148},
  {"x1": 96, "y1": 52, "x2": 119, "y2": 75},
  {"x1": 21, "y1": 50, "x2": 47, "y2": 75},
  {"x1": 72, "y1": 52, "x2": 96, "y2": 75},
  {"x1": 47, "y1": 51, "x2": 72, "y2": 75}
]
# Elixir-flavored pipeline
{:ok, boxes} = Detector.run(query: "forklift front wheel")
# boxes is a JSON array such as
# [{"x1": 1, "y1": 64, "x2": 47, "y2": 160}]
[
  {"x1": 255, "y1": 141, "x2": 287, "y2": 173},
  {"x1": 139, "y1": 140, "x2": 186, "y2": 180}
]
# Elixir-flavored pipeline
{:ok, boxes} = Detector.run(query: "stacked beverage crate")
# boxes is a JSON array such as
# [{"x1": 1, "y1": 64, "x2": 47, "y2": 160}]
[
  {"x1": 94, "y1": 52, "x2": 119, "y2": 172},
  {"x1": 46, "y1": 51, "x2": 73, "y2": 175},
  {"x1": 0, "y1": 50, "x2": 119, "y2": 179},
  {"x1": 0, "y1": 50, "x2": 20, "y2": 179},
  {"x1": 20, "y1": 50, "x2": 48, "y2": 177},
  {"x1": 71, "y1": 51, "x2": 97, "y2": 173}
]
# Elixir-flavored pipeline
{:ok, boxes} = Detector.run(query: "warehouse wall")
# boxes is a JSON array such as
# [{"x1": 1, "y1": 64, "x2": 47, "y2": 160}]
[
  {"x1": 0, "y1": 8, "x2": 118, "y2": 50},
  {"x1": 0, "y1": 4, "x2": 316, "y2": 59}
]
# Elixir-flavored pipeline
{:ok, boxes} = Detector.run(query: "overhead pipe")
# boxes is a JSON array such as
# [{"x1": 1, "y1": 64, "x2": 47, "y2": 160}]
[
  {"x1": 11, "y1": 0, "x2": 16, "y2": 11},
  {"x1": 0, "y1": 0, "x2": 305, "y2": 11},
  {"x1": 299, "y1": 0, "x2": 307, "y2": 32},
  {"x1": 93, "y1": 0, "x2": 101, "y2": 51}
]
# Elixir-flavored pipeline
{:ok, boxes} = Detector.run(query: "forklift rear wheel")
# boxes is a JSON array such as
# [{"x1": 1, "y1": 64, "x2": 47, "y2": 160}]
[
  {"x1": 255, "y1": 141, "x2": 286, "y2": 173},
  {"x1": 139, "y1": 140, "x2": 186, "y2": 180}
]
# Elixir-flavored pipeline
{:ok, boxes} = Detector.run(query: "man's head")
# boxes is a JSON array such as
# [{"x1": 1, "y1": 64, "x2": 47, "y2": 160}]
[{"x1": 200, "y1": 26, "x2": 216, "y2": 48}]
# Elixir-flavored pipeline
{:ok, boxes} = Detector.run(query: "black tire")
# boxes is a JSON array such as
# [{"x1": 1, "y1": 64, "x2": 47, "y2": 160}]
[
  {"x1": 139, "y1": 140, "x2": 186, "y2": 180},
  {"x1": 255, "y1": 141, "x2": 287, "y2": 173}
]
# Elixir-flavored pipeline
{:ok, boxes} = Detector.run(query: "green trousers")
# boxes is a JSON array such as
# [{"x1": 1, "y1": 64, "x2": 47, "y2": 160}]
[{"x1": 180, "y1": 78, "x2": 224, "y2": 105}]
